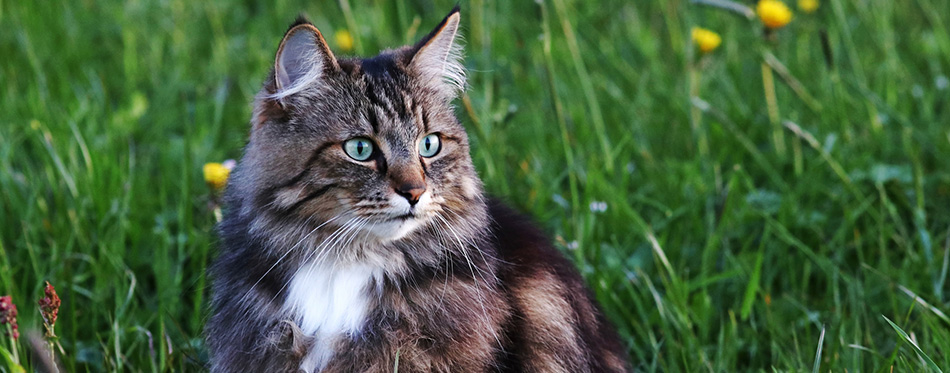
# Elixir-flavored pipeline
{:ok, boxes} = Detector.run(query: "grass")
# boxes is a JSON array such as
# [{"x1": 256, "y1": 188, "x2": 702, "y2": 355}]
[{"x1": 2, "y1": 0, "x2": 949, "y2": 371}]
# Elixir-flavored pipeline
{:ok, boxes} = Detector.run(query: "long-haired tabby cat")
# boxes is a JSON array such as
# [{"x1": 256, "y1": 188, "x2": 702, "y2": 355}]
[{"x1": 207, "y1": 7, "x2": 628, "y2": 372}]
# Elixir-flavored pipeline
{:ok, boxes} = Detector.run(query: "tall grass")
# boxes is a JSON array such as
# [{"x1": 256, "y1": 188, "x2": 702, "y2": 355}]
[{"x1": 1, "y1": 0, "x2": 949, "y2": 370}]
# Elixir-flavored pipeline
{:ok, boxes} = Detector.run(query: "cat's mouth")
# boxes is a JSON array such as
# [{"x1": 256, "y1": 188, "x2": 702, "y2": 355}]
[
  {"x1": 361, "y1": 210, "x2": 426, "y2": 241},
  {"x1": 392, "y1": 211, "x2": 418, "y2": 221},
  {"x1": 361, "y1": 194, "x2": 433, "y2": 240}
]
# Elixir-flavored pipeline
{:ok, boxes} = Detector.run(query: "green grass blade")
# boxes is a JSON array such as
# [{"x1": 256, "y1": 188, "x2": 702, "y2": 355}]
[
  {"x1": 740, "y1": 225, "x2": 768, "y2": 320},
  {"x1": 812, "y1": 325, "x2": 825, "y2": 373},
  {"x1": 882, "y1": 316, "x2": 943, "y2": 372}
]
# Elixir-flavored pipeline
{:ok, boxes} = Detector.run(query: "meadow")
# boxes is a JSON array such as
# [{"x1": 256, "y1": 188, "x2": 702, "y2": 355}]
[{"x1": 2, "y1": 0, "x2": 950, "y2": 371}]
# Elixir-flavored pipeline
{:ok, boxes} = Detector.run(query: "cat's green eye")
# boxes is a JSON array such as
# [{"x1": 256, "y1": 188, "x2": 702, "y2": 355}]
[
  {"x1": 419, "y1": 134, "x2": 441, "y2": 158},
  {"x1": 344, "y1": 137, "x2": 374, "y2": 161}
]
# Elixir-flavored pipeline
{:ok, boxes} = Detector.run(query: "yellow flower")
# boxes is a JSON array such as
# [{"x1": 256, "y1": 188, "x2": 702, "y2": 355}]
[
  {"x1": 757, "y1": 0, "x2": 793, "y2": 29},
  {"x1": 798, "y1": 0, "x2": 819, "y2": 13},
  {"x1": 691, "y1": 27, "x2": 722, "y2": 54},
  {"x1": 335, "y1": 30, "x2": 354, "y2": 52},
  {"x1": 203, "y1": 162, "x2": 230, "y2": 191}
]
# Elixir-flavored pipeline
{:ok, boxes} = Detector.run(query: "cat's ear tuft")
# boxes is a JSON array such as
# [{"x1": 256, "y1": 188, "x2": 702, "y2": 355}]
[
  {"x1": 271, "y1": 20, "x2": 339, "y2": 104},
  {"x1": 408, "y1": 7, "x2": 465, "y2": 100}
]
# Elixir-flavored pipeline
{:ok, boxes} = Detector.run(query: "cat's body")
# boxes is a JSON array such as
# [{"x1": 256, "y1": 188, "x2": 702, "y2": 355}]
[{"x1": 206, "y1": 8, "x2": 628, "y2": 372}]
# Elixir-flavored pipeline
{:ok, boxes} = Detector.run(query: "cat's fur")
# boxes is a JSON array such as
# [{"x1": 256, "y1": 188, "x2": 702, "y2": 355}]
[{"x1": 206, "y1": 7, "x2": 628, "y2": 372}]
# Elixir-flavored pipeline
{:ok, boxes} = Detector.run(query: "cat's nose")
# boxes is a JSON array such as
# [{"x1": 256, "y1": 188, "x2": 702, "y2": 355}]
[{"x1": 394, "y1": 182, "x2": 426, "y2": 206}]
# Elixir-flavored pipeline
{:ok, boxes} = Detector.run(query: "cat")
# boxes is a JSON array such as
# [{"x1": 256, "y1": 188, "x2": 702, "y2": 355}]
[{"x1": 206, "y1": 7, "x2": 628, "y2": 372}]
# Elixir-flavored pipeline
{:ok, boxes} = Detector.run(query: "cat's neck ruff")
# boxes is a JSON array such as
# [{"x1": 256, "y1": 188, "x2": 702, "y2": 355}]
[{"x1": 284, "y1": 257, "x2": 383, "y2": 372}]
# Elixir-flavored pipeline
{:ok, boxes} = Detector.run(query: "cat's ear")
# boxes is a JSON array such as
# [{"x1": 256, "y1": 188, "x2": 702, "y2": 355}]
[
  {"x1": 271, "y1": 18, "x2": 339, "y2": 104},
  {"x1": 408, "y1": 7, "x2": 465, "y2": 100}
]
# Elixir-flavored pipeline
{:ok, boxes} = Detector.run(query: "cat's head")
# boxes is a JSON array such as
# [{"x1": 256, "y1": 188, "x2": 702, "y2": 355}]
[{"x1": 230, "y1": 7, "x2": 483, "y2": 245}]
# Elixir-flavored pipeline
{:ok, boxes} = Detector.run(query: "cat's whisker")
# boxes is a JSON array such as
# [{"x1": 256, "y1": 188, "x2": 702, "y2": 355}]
[
  {"x1": 295, "y1": 217, "x2": 374, "y2": 304},
  {"x1": 340, "y1": 218, "x2": 373, "y2": 266},
  {"x1": 437, "y1": 212, "x2": 498, "y2": 286},
  {"x1": 270, "y1": 217, "x2": 362, "y2": 304},
  {"x1": 300, "y1": 216, "x2": 363, "y2": 272},
  {"x1": 327, "y1": 217, "x2": 368, "y2": 265},
  {"x1": 236, "y1": 213, "x2": 345, "y2": 312},
  {"x1": 435, "y1": 214, "x2": 495, "y2": 288},
  {"x1": 429, "y1": 222, "x2": 454, "y2": 312},
  {"x1": 442, "y1": 208, "x2": 506, "y2": 268},
  {"x1": 311, "y1": 216, "x2": 374, "y2": 272},
  {"x1": 252, "y1": 218, "x2": 348, "y2": 312},
  {"x1": 434, "y1": 213, "x2": 501, "y2": 348},
  {"x1": 310, "y1": 218, "x2": 358, "y2": 261},
  {"x1": 437, "y1": 215, "x2": 502, "y2": 346}
]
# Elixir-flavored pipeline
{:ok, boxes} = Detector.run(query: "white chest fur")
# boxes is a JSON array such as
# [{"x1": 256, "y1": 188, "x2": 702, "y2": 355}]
[{"x1": 284, "y1": 260, "x2": 380, "y2": 372}]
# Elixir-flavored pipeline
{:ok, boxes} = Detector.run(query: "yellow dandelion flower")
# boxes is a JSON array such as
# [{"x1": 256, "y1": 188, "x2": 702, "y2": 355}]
[
  {"x1": 691, "y1": 27, "x2": 722, "y2": 54},
  {"x1": 203, "y1": 162, "x2": 230, "y2": 191},
  {"x1": 798, "y1": 0, "x2": 819, "y2": 13},
  {"x1": 335, "y1": 30, "x2": 354, "y2": 52},
  {"x1": 757, "y1": 0, "x2": 793, "y2": 29}
]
